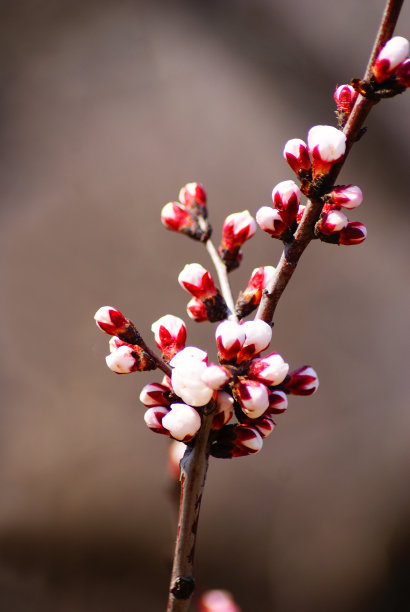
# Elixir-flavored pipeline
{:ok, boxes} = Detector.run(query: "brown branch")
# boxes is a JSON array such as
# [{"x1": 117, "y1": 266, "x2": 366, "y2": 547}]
[{"x1": 255, "y1": 0, "x2": 405, "y2": 324}]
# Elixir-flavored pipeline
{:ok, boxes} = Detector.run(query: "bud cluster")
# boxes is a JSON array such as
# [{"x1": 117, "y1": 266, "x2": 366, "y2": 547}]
[{"x1": 161, "y1": 182, "x2": 211, "y2": 242}]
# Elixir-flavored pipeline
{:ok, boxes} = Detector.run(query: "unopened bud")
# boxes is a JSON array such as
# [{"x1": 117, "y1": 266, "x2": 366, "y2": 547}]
[
  {"x1": 162, "y1": 403, "x2": 202, "y2": 442},
  {"x1": 267, "y1": 389, "x2": 288, "y2": 414},
  {"x1": 94, "y1": 306, "x2": 142, "y2": 345},
  {"x1": 178, "y1": 182, "x2": 207, "y2": 216},
  {"x1": 161, "y1": 201, "x2": 206, "y2": 241},
  {"x1": 329, "y1": 185, "x2": 363, "y2": 209},
  {"x1": 317, "y1": 208, "x2": 349, "y2": 235},
  {"x1": 219, "y1": 210, "x2": 256, "y2": 272},
  {"x1": 201, "y1": 364, "x2": 231, "y2": 390},
  {"x1": 235, "y1": 379, "x2": 269, "y2": 419},
  {"x1": 372, "y1": 36, "x2": 409, "y2": 83},
  {"x1": 283, "y1": 138, "x2": 311, "y2": 176},
  {"x1": 139, "y1": 382, "x2": 171, "y2": 407},
  {"x1": 144, "y1": 406, "x2": 171, "y2": 435},
  {"x1": 334, "y1": 85, "x2": 358, "y2": 116},
  {"x1": 178, "y1": 263, "x2": 218, "y2": 300},
  {"x1": 151, "y1": 314, "x2": 186, "y2": 361},
  {"x1": 283, "y1": 365, "x2": 319, "y2": 396},
  {"x1": 215, "y1": 320, "x2": 246, "y2": 363},
  {"x1": 236, "y1": 320, "x2": 272, "y2": 364},
  {"x1": 296, "y1": 204, "x2": 306, "y2": 224},
  {"x1": 212, "y1": 391, "x2": 234, "y2": 430},
  {"x1": 271, "y1": 180, "x2": 301, "y2": 225},
  {"x1": 252, "y1": 413, "x2": 276, "y2": 438},
  {"x1": 106, "y1": 345, "x2": 156, "y2": 374},
  {"x1": 339, "y1": 221, "x2": 367, "y2": 245},
  {"x1": 210, "y1": 424, "x2": 263, "y2": 458},
  {"x1": 170, "y1": 347, "x2": 213, "y2": 407},
  {"x1": 307, "y1": 125, "x2": 346, "y2": 178},
  {"x1": 256, "y1": 206, "x2": 288, "y2": 238},
  {"x1": 186, "y1": 297, "x2": 209, "y2": 322},
  {"x1": 248, "y1": 352, "x2": 289, "y2": 386},
  {"x1": 235, "y1": 266, "x2": 276, "y2": 318}
]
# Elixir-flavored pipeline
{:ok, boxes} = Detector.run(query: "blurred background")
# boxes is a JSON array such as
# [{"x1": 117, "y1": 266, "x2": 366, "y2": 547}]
[{"x1": 0, "y1": 0, "x2": 409, "y2": 610}]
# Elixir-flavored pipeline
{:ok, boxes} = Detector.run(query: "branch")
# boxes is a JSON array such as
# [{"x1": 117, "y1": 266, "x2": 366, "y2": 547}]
[
  {"x1": 205, "y1": 238, "x2": 238, "y2": 321},
  {"x1": 255, "y1": 0, "x2": 404, "y2": 324}
]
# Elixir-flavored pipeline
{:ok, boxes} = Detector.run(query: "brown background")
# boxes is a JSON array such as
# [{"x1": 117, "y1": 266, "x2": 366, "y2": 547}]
[{"x1": 0, "y1": 1, "x2": 409, "y2": 610}]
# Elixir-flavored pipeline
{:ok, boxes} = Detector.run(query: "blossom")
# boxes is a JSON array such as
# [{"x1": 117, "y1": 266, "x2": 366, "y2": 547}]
[{"x1": 162, "y1": 403, "x2": 202, "y2": 442}]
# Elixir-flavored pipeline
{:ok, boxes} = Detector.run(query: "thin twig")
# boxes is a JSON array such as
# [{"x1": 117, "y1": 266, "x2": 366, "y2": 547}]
[
  {"x1": 205, "y1": 238, "x2": 238, "y2": 321},
  {"x1": 255, "y1": 0, "x2": 404, "y2": 324}
]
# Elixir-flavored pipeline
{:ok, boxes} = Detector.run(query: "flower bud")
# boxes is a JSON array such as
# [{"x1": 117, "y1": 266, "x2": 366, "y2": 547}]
[
  {"x1": 168, "y1": 440, "x2": 186, "y2": 480},
  {"x1": 334, "y1": 85, "x2": 358, "y2": 116},
  {"x1": 218, "y1": 211, "x2": 256, "y2": 271},
  {"x1": 236, "y1": 320, "x2": 272, "y2": 364},
  {"x1": 396, "y1": 58, "x2": 410, "y2": 87},
  {"x1": 271, "y1": 180, "x2": 301, "y2": 225},
  {"x1": 317, "y1": 208, "x2": 349, "y2": 235},
  {"x1": 108, "y1": 336, "x2": 131, "y2": 352},
  {"x1": 283, "y1": 365, "x2": 319, "y2": 396},
  {"x1": 212, "y1": 391, "x2": 234, "y2": 430},
  {"x1": 248, "y1": 352, "x2": 289, "y2": 386},
  {"x1": 372, "y1": 36, "x2": 410, "y2": 83},
  {"x1": 267, "y1": 389, "x2": 288, "y2": 414},
  {"x1": 161, "y1": 201, "x2": 206, "y2": 241},
  {"x1": 178, "y1": 263, "x2": 218, "y2": 300},
  {"x1": 256, "y1": 206, "x2": 288, "y2": 238},
  {"x1": 151, "y1": 314, "x2": 186, "y2": 361},
  {"x1": 210, "y1": 424, "x2": 263, "y2": 458},
  {"x1": 252, "y1": 413, "x2": 276, "y2": 438},
  {"x1": 170, "y1": 347, "x2": 213, "y2": 407},
  {"x1": 201, "y1": 364, "x2": 231, "y2": 390},
  {"x1": 178, "y1": 182, "x2": 207, "y2": 216},
  {"x1": 144, "y1": 406, "x2": 171, "y2": 435},
  {"x1": 235, "y1": 379, "x2": 269, "y2": 419},
  {"x1": 283, "y1": 138, "x2": 311, "y2": 175},
  {"x1": 329, "y1": 185, "x2": 363, "y2": 209},
  {"x1": 307, "y1": 125, "x2": 346, "y2": 178},
  {"x1": 235, "y1": 266, "x2": 276, "y2": 318},
  {"x1": 186, "y1": 297, "x2": 209, "y2": 322},
  {"x1": 215, "y1": 320, "x2": 246, "y2": 363},
  {"x1": 139, "y1": 382, "x2": 171, "y2": 407},
  {"x1": 339, "y1": 221, "x2": 367, "y2": 245},
  {"x1": 162, "y1": 403, "x2": 202, "y2": 442},
  {"x1": 296, "y1": 204, "x2": 306, "y2": 224},
  {"x1": 105, "y1": 345, "x2": 156, "y2": 374},
  {"x1": 94, "y1": 306, "x2": 142, "y2": 344},
  {"x1": 198, "y1": 589, "x2": 241, "y2": 612}
]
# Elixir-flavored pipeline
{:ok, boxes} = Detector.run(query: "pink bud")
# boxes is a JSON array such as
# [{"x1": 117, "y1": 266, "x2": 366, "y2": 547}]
[
  {"x1": 267, "y1": 389, "x2": 288, "y2": 414},
  {"x1": 178, "y1": 182, "x2": 207, "y2": 212},
  {"x1": 256, "y1": 206, "x2": 288, "y2": 238},
  {"x1": 396, "y1": 58, "x2": 410, "y2": 87},
  {"x1": 108, "y1": 336, "x2": 131, "y2": 352},
  {"x1": 334, "y1": 85, "x2": 358, "y2": 115},
  {"x1": 236, "y1": 379, "x2": 269, "y2": 419},
  {"x1": 201, "y1": 364, "x2": 231, "y2": 390},
  {"x1": 318, "y1": 208, "x2": 349, "y2": 235},
  {"x1": 162, "y1": 403, "x2": 202, "y2": 442},
  {"x1": 235, "y1": 266, "x2": 276, "y2": 318},
  {"x1": 94, "y1": 306, "x2": 141, "y2": 345},
  {"x1": 105, "y1": 345, "x2": 153, "y2": 374},
  {"x1": 283, "y1": 138, "x2": 311, "y2": 175},
  {"x1": 178, "y1": 263, "x2": 218, "y2": 300},
  {"x1": 307, "y1": 125, "x2": 346, "y2": 178},
  {"x1": 161, "y1": 201, "x2": 192, "y2": 232},
  {"x1": 252, "y1": 414, "x2": 276, "y2": 439},
  {"x1": 296, "y1": 204, "x2": 306, "y2": 224},
  {"x1": 236, "y1": 320, "x2": 272, "y2": 363},
  {"x1": 168, "y1": 440, "x2": 186, "y2": 480},
  {"x1": 220, "y1": 210, "x2": 256, "y2": 250},
  {"x1": 212, "y1": 391, "x2": 234, "y2": 430},
  {"x1": 198, "y1": 589, "x2": 241, "y2": 612},
  {"x1": 170, "y1": 347, "x2": 213, "y2": 407},
  {"x1": 329, "y1": 185, "x2": 363, "y2": 209},
  {"x1": 232, "y1": 425, "x2": 263, "y2": 456},
  {"x1": 271, "y1": 180, "x2": 301, "y2": 225},
  {"x1": 151, "y1": 314, "x2": 186, "y2": 361},
  {"x1": 283, "y1": 365, "x2": 319, "y2": 396},
  {"x1": 339, "y1": 221, "x2": 367, "y2": 245},
  {"x1": 372, "y1": 36, "x2": 410, "y2": 83},
  {"x1": 248, "y1": 352, "x2": 289, "y2": 385},
  {"x1": 144, "y1": 406, "x2": 171, "y2": 435},
  {"x1": 186, "y1": 297, "x2": 208, "y2": 322},
  {"x1": 215, "y1": 320, "x2": 246, "y2": 363},
  {"x1": 139, "y1": 382, "x2": 171, "y2": 407}
]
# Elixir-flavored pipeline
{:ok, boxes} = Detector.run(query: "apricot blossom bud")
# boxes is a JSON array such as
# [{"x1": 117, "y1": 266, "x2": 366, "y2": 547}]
[
  {"x1": 178, "y1": 182, "x2": 207, "y2": 215},
  {"x1": 296, "y1": 204, "x2": 306, "y2": 224},
  {"x1": 317, "y1": 208, "x2": 348, "y2": 235},
  {"x1": 334, "y1": 85, "x2": 358, "y2": 115},
  {"x1": 271, "y1": 180, "x2": 301, "y2": 225},
  {"x1": 248, "y1": 352, "x2": 289, "y2": 386},
  {"x1": 256, "y1": 206, "x2": 288, "y2": 238},
  {"x1": 372, "y1": 36, "x2": 409, "y2": 83},
  {"x1": 105, "y1": 345, "x2": 155, "y2": 374},
  {"x1": 178, "y1": 263, "x2": 218, "y2": 300},
  {"x1": 215, "y1": 320, "x2": 246, "y2": 363},
  {"x1": 329, "y1": 185, "x2": 363, "y2": 209},
  {"x1": 235, "y1": 379, "x2": 269, "y2": 419},
  {"x1": 151, "y1": 314, "x2": 186, "y2": 361},
  {"x1": 161, "y1": 201, "x2": 206, "y2": 241},
  {"x1": 307, "y1": 125, "x2": 346, "y2": 178},
  {"x1": 139, "y1": 382, "x2": 171, "y2": 407},
  {"x1": 212, "y1": 391, "x2": 234, "y2": 430},
  {"x1": 267, "y1": 389, "x2": 288, "y2": 414},
  {"x1": 283, "y1": 366, "x2": 319, "y2": 396},
  {"x1": 210, "y1": 424, "x2": 263, "y2": 458},
  {"x1": 219, "y1": 210, "x2": 256, "y2": 271},
  {"x1": 144, "y1": 406, "x2": 170, "y2": 435},
  {"x1": 339, "y1": 221, "x2": 367, "y2": 245},
  {"x1": 235, "y1": 266, "x2": 276, "y2": 318},
  {"x1": 236, "y1": 320, "x2": 272, "y2": 363},
  {"x1": 162, "y1": 403, "x2": 202, "y2": 442},
  {"x1": 94, "y1": 306, "x2": 142, "y2": 345},
  {"x1": 252, "y1": 414, "x2": 276, "y2": 438},
  {"x1": 201, "y1": 364, "x2": 231, "y2": 390},
  {"x1": 283, "y1": 138, "x2": 311, "y2": 175},
  {"x1": 186, "y1": 297, "x2": 208, "y2": 322},
  {"x1": 170, "y1": 347, "x2": 213, "y2": 407}
]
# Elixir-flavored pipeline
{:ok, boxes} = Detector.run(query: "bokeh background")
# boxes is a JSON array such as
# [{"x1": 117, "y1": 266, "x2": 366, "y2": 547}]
[{"x1": 1, "y1": 1, "x2": 409, "y2": 610}]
